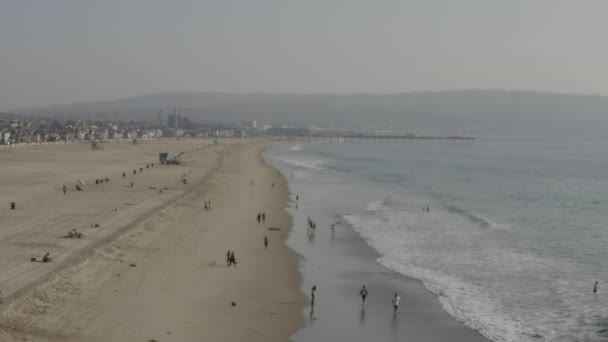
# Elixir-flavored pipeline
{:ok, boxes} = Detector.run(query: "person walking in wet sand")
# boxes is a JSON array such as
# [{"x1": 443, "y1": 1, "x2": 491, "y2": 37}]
[
  {"x1": 311, "y1": 285, "x2": 317, "y2": 306},
  {"x1": 392, "y1": 293, "x2": 401, "y2": 313},
  {"x1": 262, "y1": 212, "x2": 266, "y2": 223},
  {"x1": 594, "y1": 281, "x2": 599, "y2": 293},
  {"x1": 360, "y1": 285, "x2": 368, "y2": 304},
  {"x1": 257, "y1": 212, "x2": 261, "y2": 224},
  {"x1": 264, "y1": 236, "x2": 268, "y2": 248},
  {"x1": 226, "y1": 250, "x2": 231, "y2": 267},
  {"x1": 62, "y1": 185, "x2": 67, "y2": 195}
]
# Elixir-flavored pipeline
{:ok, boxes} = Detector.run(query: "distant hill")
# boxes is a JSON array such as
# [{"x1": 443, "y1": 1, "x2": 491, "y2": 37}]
[{"x1": 13, "y1": 90, "x2": 608, "y2": 139}]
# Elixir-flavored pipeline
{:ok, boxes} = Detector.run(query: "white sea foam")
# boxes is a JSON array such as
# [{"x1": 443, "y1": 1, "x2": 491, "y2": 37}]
[
  {"x1": 279, "y1": 157, "x2": 328, "y2": 170},
  {"x1": 345, "y1": 201, "x2": 606, "y2": 342},
  {"x1": 266, "y1": 141, "x2": 608, "y2": 342}
]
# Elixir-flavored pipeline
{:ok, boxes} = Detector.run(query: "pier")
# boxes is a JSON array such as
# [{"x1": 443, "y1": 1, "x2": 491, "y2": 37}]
[{"x1": 266, "y1": 130, "x2": 476, "y2": 144}]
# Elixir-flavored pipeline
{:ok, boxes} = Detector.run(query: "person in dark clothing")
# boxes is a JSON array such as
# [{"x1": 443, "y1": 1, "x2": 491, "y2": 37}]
[
  {"x1": 360, "y1": 285, "x2": 368, "y2": 304},
  {"x1": 230, "y1": 251, "x2": 237, "y2": 267},
  {"x1": 264, "y1": 236, "x2": 268, "y2": 248}
]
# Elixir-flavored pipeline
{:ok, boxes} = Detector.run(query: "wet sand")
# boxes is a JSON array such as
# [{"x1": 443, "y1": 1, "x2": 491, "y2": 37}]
[
  {"x1": 267, "y1": 150, "x2": 492, "y2": 342},
  {"x1": 0, "y1": 140, "x2": 305, "y2": 341}
]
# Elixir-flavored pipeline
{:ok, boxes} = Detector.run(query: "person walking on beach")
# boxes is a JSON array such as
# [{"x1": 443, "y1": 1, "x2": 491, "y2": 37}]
[
  {"x1": 262, "y1": 212, "x2": 266, "y2": 223},
  {"x1": 230, "y1": 251, "x2": 237, "y2": 267},
  {"x1": 226, "y1": 250, "x2": 231, "y2": 267},
  {"x1": 311, "y1": 285, "x2": 317, "y2": 306},
  {"x1": 360, "y1": 285, "x2": 368, "y2": 304},
  {"x1": 594, "y1": 281, "x2": 599, "y2": 293},
  {"x1": 264, "y1": 236, "x2": 268, "y2": 248},
  {"x1": 257, "y1": 212, "x2": 261, "y2": 224},
  {"x1": 62, "y1": 185, "x2": 67, "y2": 195},
  {"x1": 392, "y1": 293, "x2": 401, "y2": 313}
]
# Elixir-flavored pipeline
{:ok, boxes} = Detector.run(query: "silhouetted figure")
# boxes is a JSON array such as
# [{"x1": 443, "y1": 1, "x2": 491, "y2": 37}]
[
  {"x1": 42, "y1": 253, "x2": 51, "y2": 263},
  {"x1": 226, "y1": 250, "x2": 231, "y2": 267},
  {"x1": 229, "y1": 251, "x2": 237, "y2": 267},
  {"x1": 257, "y1": 213, "x2": 261, "y2": 223},
  {"x1": 360, "y1": 285, "x2": 368, "y2": 304},
  {"x1": 264, "y1": 236, "x2": 268, "y2": 248},
  {"x1": 594, "y1": 281, "x2": 599, "y2": 293},
  {"x1": 62, "y1": 185, "x2": 67, "y2": 195},
  {"x1": 262, "y1": 212, "x2": 266, "y2": 222},
  {"x1": 311, "y1": 285, "x2": 317, "y2": 306}
]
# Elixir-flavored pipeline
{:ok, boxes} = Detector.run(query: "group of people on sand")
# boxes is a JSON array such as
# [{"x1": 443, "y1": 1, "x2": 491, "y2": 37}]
[
  {"x1": 226, "y1": 250, "x2": 237, "y2": 267},
  {"x1": 66, "y1": 229, "x2": 83, "y2": 239},
  {"x1": 94, "y1": 177, "x2": 110, "y2": 185},
  {"x1": 257, "y1": 212, "x2": 266, "y2": 223}
]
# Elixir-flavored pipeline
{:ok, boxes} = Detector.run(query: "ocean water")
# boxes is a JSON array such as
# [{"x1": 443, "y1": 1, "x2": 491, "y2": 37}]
[{"x1": 265, "y1": 139, "x2": 608, "y2": 342}]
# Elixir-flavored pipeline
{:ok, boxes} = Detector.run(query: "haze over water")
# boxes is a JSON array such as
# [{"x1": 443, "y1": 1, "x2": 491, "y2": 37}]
[{"x1": 267, "y1": 137, "x2": 608, "y2": 342}]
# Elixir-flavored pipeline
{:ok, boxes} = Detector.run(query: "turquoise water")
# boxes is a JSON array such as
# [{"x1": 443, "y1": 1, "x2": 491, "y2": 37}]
[{"x1": 266, "y1": 139, "x2": 608, "y2": 342}]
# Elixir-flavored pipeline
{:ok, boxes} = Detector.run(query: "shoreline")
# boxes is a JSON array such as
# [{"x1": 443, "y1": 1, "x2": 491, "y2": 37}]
[
  {"x1": 0, "y1": 140, "x2": 306, "y2": 341},
  {"x1": 265, "y1": 143, "x2": 491, "y2": 342}
]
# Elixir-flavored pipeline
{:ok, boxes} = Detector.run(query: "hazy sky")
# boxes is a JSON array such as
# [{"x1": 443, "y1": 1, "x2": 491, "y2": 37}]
[{"x1": 1, "y1": 0, "x2": 607, "y2": 110}]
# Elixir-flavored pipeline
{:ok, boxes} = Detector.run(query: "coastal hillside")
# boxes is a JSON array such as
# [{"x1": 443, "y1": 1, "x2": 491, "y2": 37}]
[{"x1": 13, "y1": 90, "x2": 608, "y2": 139}]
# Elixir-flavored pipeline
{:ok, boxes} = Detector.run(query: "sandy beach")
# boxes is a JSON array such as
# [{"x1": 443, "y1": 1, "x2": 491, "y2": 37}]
[{"x1": 0, "y1": 139, "x2": 305, "y2": 341}]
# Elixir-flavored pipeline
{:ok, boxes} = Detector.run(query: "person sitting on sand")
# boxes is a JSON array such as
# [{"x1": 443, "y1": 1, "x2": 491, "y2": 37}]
[{"x1": 42, "y1": 253, "x2": 51, "y2": 263}]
